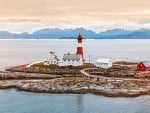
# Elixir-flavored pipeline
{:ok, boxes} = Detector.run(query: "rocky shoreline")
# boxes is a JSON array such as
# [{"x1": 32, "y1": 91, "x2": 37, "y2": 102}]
[
  {"x1": 0, "y1": 71, "x2": 150, "y2": 97},
  {"x1": 0, "y1": 77, "x2": 150, "y2": 97},
  {"x1": 0, "y1": 72, "x2": 81, "y2": 80},
  {"x1": 2, "y1": 62, "x2": 150, "y2": 97}
]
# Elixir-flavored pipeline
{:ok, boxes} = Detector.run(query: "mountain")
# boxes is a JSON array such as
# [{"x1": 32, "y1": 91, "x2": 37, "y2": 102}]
[
  {"x1": 0, "y1": 31, "x2": 29, "y2": 39},
  {"x1": 99, "y1": 29, "x2": 131, "y2": 37},
  {"x1": 31, "y1": 28, "x2": 97, "y2": 38},
  {"x1": 123, "y1": 29, "x2": 150, "y2": 38},
  {"x1": 100, "y1": 29, "x2": 150, "y2": 39},
  {"x1": 0, "y1": 27, "x2": 150, "y2": 39}
]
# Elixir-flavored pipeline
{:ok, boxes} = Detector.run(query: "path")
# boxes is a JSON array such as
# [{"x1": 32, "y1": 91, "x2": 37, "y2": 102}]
[{"x1": 80, "y1": 68, "x2": 150, "y2": 81}]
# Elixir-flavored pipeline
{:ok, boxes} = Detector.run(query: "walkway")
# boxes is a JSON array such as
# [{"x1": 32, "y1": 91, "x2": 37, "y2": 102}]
[{"x1": 80, "y1": 68, "x2": 150, "y2": 81}]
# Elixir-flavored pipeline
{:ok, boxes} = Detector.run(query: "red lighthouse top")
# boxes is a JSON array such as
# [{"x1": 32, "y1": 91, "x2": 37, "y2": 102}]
[{"x1": 77, "y1": 34, "x2": 83, "y2": 43}]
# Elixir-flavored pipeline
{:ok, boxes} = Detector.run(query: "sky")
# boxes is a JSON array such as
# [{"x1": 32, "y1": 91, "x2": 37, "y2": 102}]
[{"x1": 0, "y1": 0, "x2": 150, "y2": 33}]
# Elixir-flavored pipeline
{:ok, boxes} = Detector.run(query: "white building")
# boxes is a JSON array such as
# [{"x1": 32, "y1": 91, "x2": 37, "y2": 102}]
[
  {"x1": 95, "y1": 58, "x2": 112, "y2": 68},
  {"x1": 59, "y1": 53, "x2": 83, "y2": 66},
  {"x1": 44, "y1": 51, "x2": 60, "y2": 65}
]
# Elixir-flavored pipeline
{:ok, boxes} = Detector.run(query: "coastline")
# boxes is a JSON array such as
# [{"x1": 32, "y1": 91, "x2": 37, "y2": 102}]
[
  {"x1": 0, "y1": 76, "x2": 150, "y2": 97},
  {"x1": 1, "y1": 61, "x2": 150, "y2": 97}
]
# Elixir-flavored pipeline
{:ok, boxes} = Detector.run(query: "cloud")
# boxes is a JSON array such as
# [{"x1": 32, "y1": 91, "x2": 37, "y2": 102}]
[
  {"x1": 0, "y1": 0, "x2": 150, "y2": 17},
  {"x1": 0, "y1": 0, "x2": 150, "y2": 33},
  {"x1": 0, "y1": 17, "x2": 150, "y2": 33}
]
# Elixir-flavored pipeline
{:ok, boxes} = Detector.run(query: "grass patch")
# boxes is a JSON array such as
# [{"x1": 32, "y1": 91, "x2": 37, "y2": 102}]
[{"x1": 32, "y1": 62, "x2": 96, "y2": 70}]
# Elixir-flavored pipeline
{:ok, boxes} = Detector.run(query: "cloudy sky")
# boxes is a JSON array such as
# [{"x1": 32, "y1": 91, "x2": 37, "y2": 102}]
[{"x1": 0, "y1": 0, "x2": 150, "y2": 33}]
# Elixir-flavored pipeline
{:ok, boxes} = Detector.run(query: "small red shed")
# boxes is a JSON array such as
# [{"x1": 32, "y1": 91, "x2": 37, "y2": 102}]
[
  {"x1": 136, "y1": 62, "x2": 146, "y2": 71},
  {"x1": 136, "y1": 61, "x2": 150, "y2": 71}
]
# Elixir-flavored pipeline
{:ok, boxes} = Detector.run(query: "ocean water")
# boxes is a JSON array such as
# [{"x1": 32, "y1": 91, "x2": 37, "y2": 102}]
[
  {"x1": 1, "y1": 39, "x2": 150, "y2": 113},
  {"x1": 0, "y1": 89, "x2": 150, "y2": 113}
]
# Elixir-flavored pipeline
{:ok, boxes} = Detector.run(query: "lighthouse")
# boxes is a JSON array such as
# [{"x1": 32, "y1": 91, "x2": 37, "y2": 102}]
[{"x1": 76, "y1": 34, "x2": 84, "y2": 61}]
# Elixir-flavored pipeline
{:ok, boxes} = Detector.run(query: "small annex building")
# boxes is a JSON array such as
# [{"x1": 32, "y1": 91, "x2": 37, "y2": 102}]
[
  {"x1": 136, "y1": 61, "x2": 150, "y2": 71},
  {"x1": 95, "y1": 58, "x2": 112, "y2": 68},
  {"x1": 44, "y1": 51, "x2": 60, "y2": 65},
  {"x1": 59, "y1": 53, "x2": 83, "y2": 66}
]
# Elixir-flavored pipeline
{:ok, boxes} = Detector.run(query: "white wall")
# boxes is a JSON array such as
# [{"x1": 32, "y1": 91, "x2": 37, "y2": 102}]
[
  {"x1": 59, "y1": 59, "x2": 83, "y2": 66},
  {"x1": 96, "y1": 62, "x2": 112, "y2": 68},
  {"x1": 45, "y1": 54, "x2": 59, "y2": 65}
]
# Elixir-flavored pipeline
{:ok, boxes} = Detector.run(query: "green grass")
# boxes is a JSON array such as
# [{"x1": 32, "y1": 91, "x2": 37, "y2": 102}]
[{"x1": 32, "y1": 62, "x2": 96, "y2": 70}]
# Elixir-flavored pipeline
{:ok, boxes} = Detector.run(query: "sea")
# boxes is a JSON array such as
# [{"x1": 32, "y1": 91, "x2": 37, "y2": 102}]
[{"x1": 1, "y1": 39, "x2": 150, "y2": 113}]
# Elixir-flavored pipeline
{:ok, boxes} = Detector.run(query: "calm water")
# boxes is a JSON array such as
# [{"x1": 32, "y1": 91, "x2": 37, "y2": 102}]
[
  {"x1": 1, "y1": 39, "x2": 150, "y2": 113},
  {"x1": 0, "y1": 89, "x2": 150, "y2": 113}
]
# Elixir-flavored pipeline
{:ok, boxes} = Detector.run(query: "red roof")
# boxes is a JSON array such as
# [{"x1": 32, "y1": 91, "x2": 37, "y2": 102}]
[
  {"x1": 77, "y1": 34, "x2": 83, "y2": 43},
  {"x1": 136, "y1": 62, "x2": 147, "y2": 71},
  {"x1": 78, "y1": 34, "x2": 83, "y2": 39}
]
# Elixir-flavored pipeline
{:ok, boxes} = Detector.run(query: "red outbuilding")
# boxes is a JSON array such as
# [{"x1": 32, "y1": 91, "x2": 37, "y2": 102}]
[
  {"x1": 136, "y1": 62, "x2": 146, "y2": 71},
  {"x1": 136, "y1": 61, "x2": 150, "y2": 71}
]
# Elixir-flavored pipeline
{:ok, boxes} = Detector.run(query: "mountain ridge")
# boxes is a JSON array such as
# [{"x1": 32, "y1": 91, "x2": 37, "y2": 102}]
[{"x1": 0, "y1": 27, "x2": 150, "y2": 39}]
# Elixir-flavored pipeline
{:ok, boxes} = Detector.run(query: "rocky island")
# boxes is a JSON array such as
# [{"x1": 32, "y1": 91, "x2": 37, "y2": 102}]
[{"x1": 1, "y1": 61, "x2": 150, "y2": 97}]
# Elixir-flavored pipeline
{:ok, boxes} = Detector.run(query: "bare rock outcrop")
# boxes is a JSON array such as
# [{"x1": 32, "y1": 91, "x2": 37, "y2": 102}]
[{"x1": 0, "y1": 77, "x2": 150, "y2": 97}]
